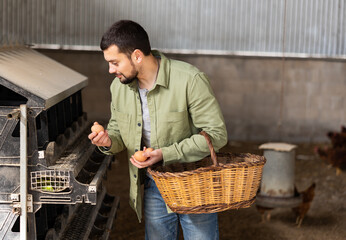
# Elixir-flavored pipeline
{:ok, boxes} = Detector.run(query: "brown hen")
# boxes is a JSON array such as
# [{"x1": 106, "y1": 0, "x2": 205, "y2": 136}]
[
  {"x1": 256, "y1": 205, "x2": 273, "y2": 223},
  {"x1": 315, "y1": 146, "x2": 346, "y2": 176},
  {"x1": 292, "y1": 183, "x2": 316, "y2": 227},
  {"x1": 327, "y1": 131, "x2": 346, "y2": 148}
]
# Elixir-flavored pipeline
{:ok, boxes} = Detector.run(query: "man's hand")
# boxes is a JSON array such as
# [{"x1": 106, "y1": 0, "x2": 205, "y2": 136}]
[
  {"x1": 88, "y1": 129, "x2": 112, "y2": 147},
  {"x1": 130, "y1": 148, "x2": 163, "y2": 168}
]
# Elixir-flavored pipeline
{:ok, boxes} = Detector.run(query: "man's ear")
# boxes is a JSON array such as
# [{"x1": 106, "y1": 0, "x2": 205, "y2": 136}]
[{"x1": 132, "y1": 49, "x2": 143, "y2": 63}]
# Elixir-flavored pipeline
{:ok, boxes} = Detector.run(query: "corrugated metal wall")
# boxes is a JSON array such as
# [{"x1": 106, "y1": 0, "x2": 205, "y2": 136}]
[{"x1": 1, "y1": 0, "x2": 345, "y2": 58}]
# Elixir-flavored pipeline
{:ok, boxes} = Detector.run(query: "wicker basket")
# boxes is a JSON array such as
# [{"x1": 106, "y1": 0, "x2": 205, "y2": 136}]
[{"x1": 147, "y1": 131, "x2": 266, "y2": 214}]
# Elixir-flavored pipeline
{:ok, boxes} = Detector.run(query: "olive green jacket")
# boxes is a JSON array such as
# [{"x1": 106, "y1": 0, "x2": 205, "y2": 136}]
[{"x1": 100, "y1": 51, "x2": 227, "y2": 221}]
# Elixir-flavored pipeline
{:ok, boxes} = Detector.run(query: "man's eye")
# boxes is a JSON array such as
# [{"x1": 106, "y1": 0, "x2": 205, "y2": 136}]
[{"x1": 112, "y1": 62, "x2": 118, "y2": 66}]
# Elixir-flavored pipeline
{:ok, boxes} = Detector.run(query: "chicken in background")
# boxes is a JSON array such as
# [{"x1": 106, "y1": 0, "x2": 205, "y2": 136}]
[
  {"x1": 256, "y1": 205, "x2": 273, "y2": 223},
  {"x1": 314, "y1": 146, "x2": 346, "y2": 176},
  {"x1": 315, "y1": 125, "x2": 346, "y2": 176},
  {"x1": 341, "y1": 125, "x2": 346, "y2": 133},
  {"x1": 256, "y1": 186, "x2": 301, "y2": 224},
  {"x1": 327, "y1": 131, "x2": 346, "y2": 148},
  {"x1": 292, "y1": 182, "x2": 316, "y2": 228}
]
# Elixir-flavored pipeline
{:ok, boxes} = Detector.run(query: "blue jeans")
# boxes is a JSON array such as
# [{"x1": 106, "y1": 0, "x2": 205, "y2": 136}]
[{"x1": 144, "y1": 176, "x2": 219, "y2": 240}]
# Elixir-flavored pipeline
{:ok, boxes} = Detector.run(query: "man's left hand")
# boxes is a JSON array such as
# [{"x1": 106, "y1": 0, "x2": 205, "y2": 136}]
[{"x1": 130, "y1": 149, "x2": 163, "y2": 168}]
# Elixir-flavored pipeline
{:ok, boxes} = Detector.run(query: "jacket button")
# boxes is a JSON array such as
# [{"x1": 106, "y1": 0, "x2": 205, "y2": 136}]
[
  {"x1": 134, "y1": 174, "x2": 137, "y2": 178},
  {"x1": 133, "y1": 199, "x2": 136, "y2": 203},
  {"x1": 138, "y1": 123, "x2": 141, "y2": 126},
  {"x1": 135, "y1": 149, "x2": 138, "y2": 152}
]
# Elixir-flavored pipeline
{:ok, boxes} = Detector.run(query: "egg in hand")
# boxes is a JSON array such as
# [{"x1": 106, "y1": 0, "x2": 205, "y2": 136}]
[
  {"x1": 91, "y1": 124, "x2": 104, "y2": 134},
  {"x1": 133, "y1": 148, "x2": 154, "y2": 162}
]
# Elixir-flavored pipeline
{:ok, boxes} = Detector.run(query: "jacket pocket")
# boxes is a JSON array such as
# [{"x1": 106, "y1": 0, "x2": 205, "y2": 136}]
[{"x1": 158, "y1": 111, "x2": 191, "y2": 144}]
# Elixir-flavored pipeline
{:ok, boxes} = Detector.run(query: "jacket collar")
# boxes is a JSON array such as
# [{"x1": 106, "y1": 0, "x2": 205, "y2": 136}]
[
  {"x1": 127, "y1": 50, "x2": 169, "y2": 91},
  {"x1": 152, "y1": 50, "x2": 169, "y2": 89}
]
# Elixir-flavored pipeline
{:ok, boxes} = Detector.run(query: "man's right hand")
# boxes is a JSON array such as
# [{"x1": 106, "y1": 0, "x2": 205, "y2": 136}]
[{"x1": 88, "y1": 130, "x2": 112, "y2": 147}]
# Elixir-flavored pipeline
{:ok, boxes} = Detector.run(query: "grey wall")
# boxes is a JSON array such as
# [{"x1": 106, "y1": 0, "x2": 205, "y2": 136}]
[{"x1": 38, "y1": 50, "x2": 346, "y2": 143}]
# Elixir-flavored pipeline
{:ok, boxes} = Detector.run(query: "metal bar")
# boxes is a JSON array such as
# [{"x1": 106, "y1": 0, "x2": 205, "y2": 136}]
[
  {"x1": 29, "y1": 43, "x2": 346, "y2": 60},
  {"x1": 88, "y1": 155, "x2": 112, "y2": 189},
  {"x1": 101, "y1": 196, "x2": 120, "y2": 240},
  {"x1": 20, "y1": 104, "x2": 27, "y2": 240},
  {"x1": 83, "y1": 187, "x2": 106, "y2": 240}
]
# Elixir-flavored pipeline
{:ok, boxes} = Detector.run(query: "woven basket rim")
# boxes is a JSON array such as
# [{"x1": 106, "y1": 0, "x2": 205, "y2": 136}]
[{"x1": 148, "y1": 152, "x2": 266, "y2": 177}]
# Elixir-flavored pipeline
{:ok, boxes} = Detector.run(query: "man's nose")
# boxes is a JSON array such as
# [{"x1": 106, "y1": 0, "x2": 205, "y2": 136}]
[{"x1": 109, "y1": 63, "x2": 116, "y2": 74}]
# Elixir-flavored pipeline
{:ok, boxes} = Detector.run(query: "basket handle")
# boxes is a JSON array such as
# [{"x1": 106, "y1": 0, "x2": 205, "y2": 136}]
[{"x1": 200, "y1": 131, "x2": 219, "y2": 167}]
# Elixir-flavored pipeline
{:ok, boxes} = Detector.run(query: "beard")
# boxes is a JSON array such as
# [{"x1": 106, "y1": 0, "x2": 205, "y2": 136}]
[{"x1": 119, "y1": 59, "x2": 138, "y2": 84}]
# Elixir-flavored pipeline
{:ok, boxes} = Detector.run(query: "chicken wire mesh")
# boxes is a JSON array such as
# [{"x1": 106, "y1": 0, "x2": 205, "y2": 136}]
[{"x1": 31, "y1": 170, "x2": 70, "y2": 193}]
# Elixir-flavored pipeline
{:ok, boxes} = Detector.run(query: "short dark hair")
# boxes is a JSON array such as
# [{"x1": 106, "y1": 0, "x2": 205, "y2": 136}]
[{"x1": 100, "y1": 20, "x2": 151, "y2": 57}]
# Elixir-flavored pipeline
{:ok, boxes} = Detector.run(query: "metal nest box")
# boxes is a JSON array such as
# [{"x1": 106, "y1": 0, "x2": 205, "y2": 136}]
[
  {"x1": 0, "y1": 45, "x2": 119, "y2": 239},
  {"x1": 0, "y1": 45, "x2": 88, "y2": 109}
]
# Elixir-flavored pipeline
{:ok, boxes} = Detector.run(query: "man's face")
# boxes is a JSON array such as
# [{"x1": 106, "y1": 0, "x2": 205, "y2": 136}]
[{"x1": 103, "y1": 45, "x2": 138, "y2": 84}]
